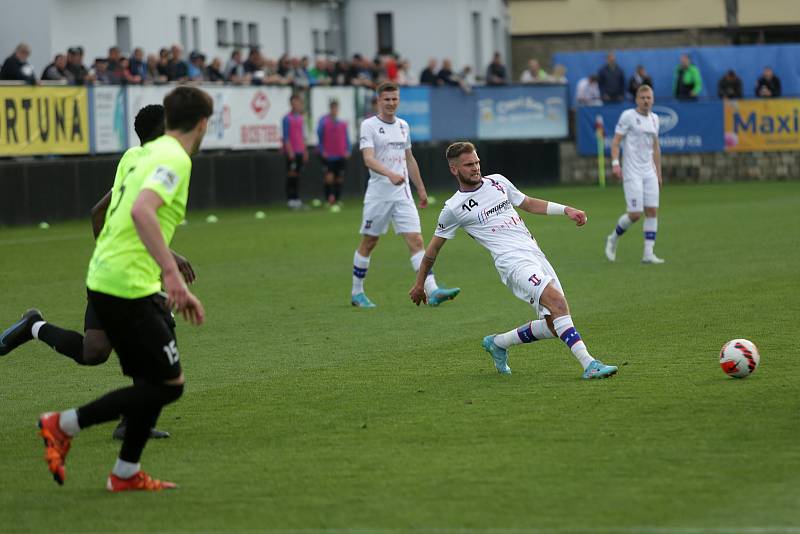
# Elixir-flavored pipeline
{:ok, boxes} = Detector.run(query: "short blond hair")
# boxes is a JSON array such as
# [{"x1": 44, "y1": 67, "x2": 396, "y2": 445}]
[{"x1": 445, "y1": 141, "x2": 476, "y2": 162}]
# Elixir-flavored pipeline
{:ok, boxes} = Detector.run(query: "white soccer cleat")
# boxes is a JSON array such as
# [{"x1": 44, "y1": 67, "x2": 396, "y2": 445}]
[
  {"x1": 604, "y1": 235, "x2": 617, "y2": 262},
  {"x1": 641, "y1": 254, "x2": 665, "y2": 264}
]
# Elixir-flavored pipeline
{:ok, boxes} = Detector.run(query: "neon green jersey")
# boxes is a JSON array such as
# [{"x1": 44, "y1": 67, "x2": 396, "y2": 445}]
[{"x1": 87, "y1": 135, "x2": 192, "y2": 299}]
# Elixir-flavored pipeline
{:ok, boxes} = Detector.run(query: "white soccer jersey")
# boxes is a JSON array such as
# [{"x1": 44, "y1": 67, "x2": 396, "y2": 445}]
[
  {"x1": 615, "y1": 108, "x2": 659, "y2": 179},
  {"x1": 435, "y1": 174, "x2": 541, "y2": 283},
  {"x1": 359, "y1": 115, "x2": 413, "y2": 202}
]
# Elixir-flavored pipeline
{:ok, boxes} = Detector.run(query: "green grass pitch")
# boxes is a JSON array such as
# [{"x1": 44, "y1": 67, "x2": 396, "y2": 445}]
[{"x1": 0, "y1": 180, "x2": 799, "y2": 534}]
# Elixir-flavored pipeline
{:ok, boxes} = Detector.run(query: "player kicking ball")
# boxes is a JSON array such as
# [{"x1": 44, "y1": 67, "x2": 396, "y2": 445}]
[
  {"x1": 605, "y1": 85, "x2": 665, "y2": 264},
  {"x1": 409, "y1": 142, "x2": 617, "y2": 379}
]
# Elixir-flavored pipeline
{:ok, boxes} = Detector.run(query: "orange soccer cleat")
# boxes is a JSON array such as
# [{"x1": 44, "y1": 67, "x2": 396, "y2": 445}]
[
  {"x1": 37, "y1": 412, "x2": 72, "y2": 485},
  {"x1": 106, "y1": 471, "x2": 178, "y2": 492}
]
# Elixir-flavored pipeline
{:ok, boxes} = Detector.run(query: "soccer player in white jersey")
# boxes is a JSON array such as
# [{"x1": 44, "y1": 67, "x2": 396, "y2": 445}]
[
  {"x1": 605, "y1": 85, "x2": 665, "y2": 264},
  {"x1": 350, "y1": 82, "x2": 460, "y2": 308},
  {"x1": 409, "y1": 142, "x2": 617, "y2": 379}
]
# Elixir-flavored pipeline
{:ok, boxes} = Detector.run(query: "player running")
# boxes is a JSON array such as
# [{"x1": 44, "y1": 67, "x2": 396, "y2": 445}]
[
  {"x1": 605, "y1": 85, "x2": 665, "y2": 264},
  {"x1": 0, "y1": 104, "x2": 193, "y2": 440},
  {"x1": 350, "y1": 82, "x2": 459, "y2": 308},
  {"x1": 36, "y1": 86, "x2": 211, "y2": 491},
  {"x1": 409, "y1": 141, "x2": 617, "y2": 379}
]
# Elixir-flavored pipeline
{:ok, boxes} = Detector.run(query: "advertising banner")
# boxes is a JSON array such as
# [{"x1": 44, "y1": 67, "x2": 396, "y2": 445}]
[
  {"x1": 0, "y1": 86, "x2": 89, "y2": 156},
  {"x1": 308, "y1": 86, "x2": 357, "y2": 146},
  {"x1": 92, "y1": 85, "x2": 127, "y2": 153},
  {"x1": 126, "y1": 85, "x2": 292, "y2": 150},
  {"x1": 476, "y1": 85, "x2": 569, "y2": 140},
  {"x1": 398, "y1": 86, "x2": 431, "y2": 142},
  {"x1": 577, "y1": 101, "x2": 724, "y2": 155},
  {"x1": 724, "y1": 98, "x2": 800, "y2": 152}
]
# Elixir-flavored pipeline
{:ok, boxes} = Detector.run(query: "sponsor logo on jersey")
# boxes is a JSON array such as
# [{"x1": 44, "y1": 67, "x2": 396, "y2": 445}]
[{"x1": 478, "y1": 199, "x2": 511, "y2": 224}]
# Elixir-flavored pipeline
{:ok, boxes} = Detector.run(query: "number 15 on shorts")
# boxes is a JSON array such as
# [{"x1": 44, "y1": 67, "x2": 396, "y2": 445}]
[{"x1": 162, "y1": 340, "x2": 180, "y2": 365}]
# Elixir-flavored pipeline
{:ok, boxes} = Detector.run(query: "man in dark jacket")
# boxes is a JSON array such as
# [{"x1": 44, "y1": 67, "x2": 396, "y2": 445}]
[
  {"x1": 717, "y1": 70, "x2": 743, "y2": 99},
  {"x1": 598, "y1": 52, "x2": 625, "y2": 102},
  {"x1": 1, "y1": 43, "x2": 36, "y2": 84},
  {"x1": 627, "y1": 65, "x2": 653, "y2": 99},
  {"x1": 66, "y1": 47, "x2": 92, "y2": 85},
  {"x1": 756, "y1": 66, "x2": 781, "y2": 98}
]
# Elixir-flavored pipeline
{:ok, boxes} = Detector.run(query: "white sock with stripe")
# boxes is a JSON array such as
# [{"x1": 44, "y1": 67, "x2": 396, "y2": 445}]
[
  {"x1": 494, "y1": 319, "x2": 555, "y2": 349},
  {"x1": 552, "y1": 315, "x2": 594, "y2": 370},
  {"x1": 611, "y1": 213, "x2": 634, "y2": 242},
  {"x1": 352, "y1": 251, "x2": 370, "y2": 296},
  {"x1": 644, "y1": 217, "x2": 658, "y2": 257}
]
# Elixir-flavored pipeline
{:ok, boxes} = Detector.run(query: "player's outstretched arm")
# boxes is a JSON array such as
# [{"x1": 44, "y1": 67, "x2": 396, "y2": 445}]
[
  {"x1": 362, "y1": 147, "x2": 405, "y2": 185},
  {"x1": 519, "y1": 196, "x2": 587, "y2": 226},
  {"x1": 405, "y1": 149, "x2": 428, "y2": 208},
  {"x1": 131, "y1": 190, "x2": 205, "y2": 325},
  {"x1": 90, "y1": 190, "x2": 113, "y2": 239},
  {"x1": 409, "y1": 236, "x2": 447, "y2": 305}
]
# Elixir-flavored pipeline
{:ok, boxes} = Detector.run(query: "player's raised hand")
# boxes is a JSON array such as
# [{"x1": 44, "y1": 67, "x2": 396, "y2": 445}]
[
  {"x1": 409, "y1": 283, "x2": 427, "y2": 306},
  {"x1": 171, "y1": 251, "x2": 196, "y2": 284},
  {"x1": 565, "y1": 206, "x2": 587, "y2": 226}
]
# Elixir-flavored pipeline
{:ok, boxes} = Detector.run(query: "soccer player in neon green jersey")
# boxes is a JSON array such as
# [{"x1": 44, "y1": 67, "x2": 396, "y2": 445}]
[{"x1": 36, "y1": 86, "x2": 213, "y2": 491}]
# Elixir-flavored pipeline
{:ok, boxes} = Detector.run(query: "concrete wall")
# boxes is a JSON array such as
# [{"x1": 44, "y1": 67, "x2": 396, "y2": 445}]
[
  {"x1": 0, "y1": 0, "x2": 54, "y2": 78},
  {"x1": 739, "y1": 0, "x2": 800, "y2": 26},
  {"x1": 509, "y1": 0, "x2": 727, "y2": 35}
]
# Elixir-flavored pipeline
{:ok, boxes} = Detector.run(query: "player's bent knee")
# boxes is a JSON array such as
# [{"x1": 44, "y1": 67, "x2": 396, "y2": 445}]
[
  {"x1": 628, "y1": 211, "x2": 643, "y2": 222},
  {"x1": 540, "y1": 286, "x2": 569, "y2": 317},
  {"x1": 82, "y1": 331, "x2": 112, "y2": 365}
]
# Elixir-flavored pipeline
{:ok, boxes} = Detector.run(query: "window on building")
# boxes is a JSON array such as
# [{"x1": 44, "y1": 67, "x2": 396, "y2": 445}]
[
  {"x1": 115, "y1": 16, "x2": 131, "y2": 55},
  {"x1": 248, "y1": 23, "x2": 259, "y2": 48},
  {"x1": 233, "y1": 21, "x2": 244, "y2": 47},
  {"x1": 492, "y1": 17, "x2": 501, "y2": 56},
  {"x1": 282, "y1": 17, "x2": 290, "y2": 55},
  {"x1": 192, "y1": 17, "x2": 200, "y2": 51},
  {"x1": 324, "y1": 30, "x2": 332, "y2": 55},
  {"x1": 472, "y1": 12, "x2": 483, "y2": 74},
  {"x1": 179, "y1": 15, "x2": 188, "y2": 51},
  {"x1": 217, "y1": 19, "x2": 228, "y2": 46},
  {"x1": 312, "y1": 29, "x2": 321, "y2": 55},
  {"x1": 376, "y1": 13, "x2": 393, "y2": 55}
]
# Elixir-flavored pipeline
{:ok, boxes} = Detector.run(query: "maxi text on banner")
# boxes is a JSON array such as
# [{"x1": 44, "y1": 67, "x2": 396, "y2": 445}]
[
  {"x1": 0, "y1": 86, "x2": 89, "y2": 156},
  {"x1": 476, "y1": 85, "x2": 569, "y2": 140},
  {"x1": 724, "y1": 98, "x2": 800, "y2": 152},
  {"x1": 397, "y1": 86, "x2": 431, "y2": 142},
  {"x1": 577, "y1": 101, "x2": 724, "y2": 156}
]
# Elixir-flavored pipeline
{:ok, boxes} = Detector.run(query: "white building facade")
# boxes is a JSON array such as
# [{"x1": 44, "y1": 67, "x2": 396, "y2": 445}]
[{"x1": 0, "y1": 0, "x2": 508, "y2": 83}]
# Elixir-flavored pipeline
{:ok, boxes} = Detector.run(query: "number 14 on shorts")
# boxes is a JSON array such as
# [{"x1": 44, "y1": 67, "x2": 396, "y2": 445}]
[{"x1": 162, "y1": 340, "x2": 179, "y2": 365}]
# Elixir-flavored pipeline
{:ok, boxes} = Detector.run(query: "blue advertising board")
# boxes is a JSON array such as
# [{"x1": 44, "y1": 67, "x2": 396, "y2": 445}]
[
  {"x1": 475, "y1": 85, "x2": 569, "y2": 140},
  {"x1": 398, "y1": 86, "x2": 432, "y2": 142},
  {"x1": 577, "y1": 101, "x2": 724, "y2": 155}
]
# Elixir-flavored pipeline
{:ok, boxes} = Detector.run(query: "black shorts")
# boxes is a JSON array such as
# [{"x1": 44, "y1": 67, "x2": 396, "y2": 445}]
[
  {"x1": 322, "y1": 158, "x2": 346, "y2": 177},
  {"x1": 87, "y1": 289, "x2": 181, "y2": 382},
  {"x1": 286, "y1": 154, "x2": 304, "y2": 174}
]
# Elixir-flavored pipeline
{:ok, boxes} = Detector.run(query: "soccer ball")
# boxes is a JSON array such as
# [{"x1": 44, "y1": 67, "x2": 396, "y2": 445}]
[{"x1": 719, "y1": 339, "x2": 760, "y2": 378}]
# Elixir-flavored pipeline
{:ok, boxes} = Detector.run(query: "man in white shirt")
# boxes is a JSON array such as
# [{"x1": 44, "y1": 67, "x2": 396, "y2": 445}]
[
  {"x1": 575, "y1": 75, "x2": 602, "y2": 106},
  {"x1": 351, "y1": 82, "x2": 460, "y2": 308},
  {"x1": 409, "y1": 141, "x2": 618, "y2": 380},
  {"x1": 605, "y1": 85, "x2": 665, "y2": 264}
]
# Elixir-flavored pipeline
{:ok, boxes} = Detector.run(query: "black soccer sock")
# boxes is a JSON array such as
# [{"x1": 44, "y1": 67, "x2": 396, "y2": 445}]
[
  {"x1": 334, "y1": 183, "x2": 343, "y2": 201},
  {"x1": 324, "y1": 183, "x2": 332, "y2": 200},
  {"x1": 119, "y1": 384, "x2": 183, "y2": 463},
  {"x1": 36, "y1": 323, "x2": 86, "y2": 364},
  {"x1": 77, "y1": 382, "x2": 184, "y2": 431},
  {"x1": 286, "y1": 175, "x2": 299, "y2": 200}
]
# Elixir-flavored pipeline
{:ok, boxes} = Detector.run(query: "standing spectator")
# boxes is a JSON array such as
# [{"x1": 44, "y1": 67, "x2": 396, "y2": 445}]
[
  {"x1": 244, "y1": 48, "x2": 263, "y2": 76},
  {"x1": 167, "y1": 45, "x2": 189, "y2": 82},
  {"x1": 717, "y1": 70, "x2": 743, "y2": 99},
  {"x1": 41, "y1": 54, "x2": 73, "y2": 83},
  {"x1": 550, "y1": 64, "x2": 567, "y2": 84},
  {"x1": 627, "y1": 65, "x2": 653, "y2": 99},
  {"x1": 157, "y1": 48, "x2": 171, "y2": 80},
  {"x1": 91, "y1": 58, "x2": 112, "y2": 84},
  {"x1": 206, "y1": 57, "x2": 225, "y2": 82},
  {"x1": 119, "y1": 57, "x2": 142, "y2": 84},
  {"x1": 332, "y1": 60, "x2": 348, "y2": 86},
  {"x1": 419, "y1": 59, "x2": 438, "y2": 85},
  {"x1": 486, "y1": 52, "x2": 507, "y2": 86},
  {"x1": 187, "y1": 51, "x2": 205, "y2": 81},
  {"x1": 520, "y1": 58, "x2": 548, "y2": 83},
  {"x1": 1, "y1": 43, "x2": 36, "y2": 84},
  {"x1": 66, "y1": 47, "x2": 92, "y2": 85},
  {"x1": 755, "y1": 66, "x2": 781, "y2": 98},
  {"x1": 437, "y1": 59, "x2": 459, "y2": 87},
  {"x1": 598, "y1": 52, "x2": 625, "y2": 103},
  {"x1": 282, "y1": 94, "x2": 308, "y2": 209},
  {"x1": 308, "y1": 58, "x2": 331, "y2": 86},
  {"x1": 575, "y1": 75, "x2": 602, "y2": 106},
  {"x1": 106, "y1": 46, "x2": 124, "y2": 84},
  {"x1": 129, "y1": 48, "x2": 147, "y2": 81},
  {"x1": 396, "y1": 59, "x2": 416, "y2": 86},
  {"x1": 224, "y1": 49, "x2": 248, "y2": 84},
  {"x1": 673, "y1": 53, "x2": 702, "y2": 100},
  {"x1": 290, "y1": 56, "x2": 310, "y2": 88},
  {"x1": 146, "y1": 54, "x2": 166, "y2": 84},
  {"x1": 317, "y1": 99, "x2": 351, "y2": 207},
  {"x1": 346, "y1": 54, "x2": 373, "y2": 87}
]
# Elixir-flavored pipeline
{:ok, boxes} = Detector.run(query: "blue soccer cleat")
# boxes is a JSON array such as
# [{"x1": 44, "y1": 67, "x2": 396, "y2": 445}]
[
  {"x1": 351, "y1": 292, "x2": 376, "y2": 308},
  {"x1": 428, "y1": 287, "x2": 461, "y2": 307},
  {"x1": 482, "y1": 335, "x2": 511, "y2": 374},
  {"x1": 582, "y1": 360, "x2": 618, "y2": 380}
]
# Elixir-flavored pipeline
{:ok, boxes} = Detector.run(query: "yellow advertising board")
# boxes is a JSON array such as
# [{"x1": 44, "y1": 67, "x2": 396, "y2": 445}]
[
  {"x1": 724, "y1": 98, "x2": 800, "y2": 152},
  {"x1": 0, "y1": 86, "x2": 90, "y2": 156}
]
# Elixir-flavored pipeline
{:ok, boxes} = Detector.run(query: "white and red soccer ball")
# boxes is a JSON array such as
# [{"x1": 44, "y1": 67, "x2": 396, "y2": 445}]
[{"x1": 719, "y1": 339, "x2": 760, "y2": 378}]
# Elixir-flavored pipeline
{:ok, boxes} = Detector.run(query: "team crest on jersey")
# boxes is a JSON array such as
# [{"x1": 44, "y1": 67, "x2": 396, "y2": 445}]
[
  {"x1": 488, "y1": 178, "x2": 505, "y2": 193},
  {"x1": 152, "y1": 166, "x2": 178, "y2": 192},
  {"x1": 364, "y1": 220, "x2": 373, "y2": 229}
]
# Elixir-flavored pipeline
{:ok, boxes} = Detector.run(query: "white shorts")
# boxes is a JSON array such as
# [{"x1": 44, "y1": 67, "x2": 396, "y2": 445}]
[
  {"x1": 505, "y1": 251, "x2": 564, "y2": 318},
  {"x1": 359, "y1": 198, "x2": 421, "y2": 236},
  {"x1": 623, "y1": 173, "x2": 660, "y2": 212}
]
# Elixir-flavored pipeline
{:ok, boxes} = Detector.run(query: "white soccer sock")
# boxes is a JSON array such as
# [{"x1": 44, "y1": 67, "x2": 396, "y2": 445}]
[
  {"x1": 352, "y1": 251, "x2": 370, "y2": 295},
  {"x1": 611, "y1": 213, "x2": 634, "y2": 241},
  {"x1": 32, "y1": 321, "x2": 47, "y2": 339},
  {"x1": 410, "y1": 250, "x2": 439, "y2": 295},
  {"x1": 643, "y1": 217, "x2": 658, "y2": 257},
  {"x1": 112, "y1": 458, "x2": 141, "y2": 479},
  {"x1": 494, "y1": 319, "x2": 555, "y2": 349},
  {"x1": 552, "y1": 315, "x2": 594, "y2": 370},
  {"x1": 59, "y1": 408, "x2": 81, "y2": 436}
]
